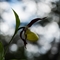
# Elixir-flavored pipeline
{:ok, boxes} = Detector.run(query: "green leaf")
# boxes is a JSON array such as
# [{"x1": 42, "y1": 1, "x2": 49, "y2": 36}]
[
  {"x1": 11, "y1": 9, "x2": 20, "y2": 42},
  {"x1": 0, "y1": 42, "x2": 4, "y2": 60},
  {"x1": 12, "y1": 9, "x2": 20, "y2": 34}
]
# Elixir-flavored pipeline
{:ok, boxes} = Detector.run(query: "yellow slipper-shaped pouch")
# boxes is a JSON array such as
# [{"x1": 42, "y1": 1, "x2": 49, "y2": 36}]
[{"x1": 25, "y1": 29, "x2": 39, "y2": 42}]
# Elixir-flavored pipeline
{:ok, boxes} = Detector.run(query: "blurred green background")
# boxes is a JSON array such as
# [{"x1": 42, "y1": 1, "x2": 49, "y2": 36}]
[{"x1": 0, "y1": 0, "x2": 60, "y2": 60}]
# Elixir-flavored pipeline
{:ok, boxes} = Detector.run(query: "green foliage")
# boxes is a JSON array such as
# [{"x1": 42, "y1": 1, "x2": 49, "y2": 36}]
[
  {"x1": 0, "y1": 10, "x2": 20, "y2": 60},
  {"x1": 0, "y1": 42, "x2": 4, "y2": 60}
]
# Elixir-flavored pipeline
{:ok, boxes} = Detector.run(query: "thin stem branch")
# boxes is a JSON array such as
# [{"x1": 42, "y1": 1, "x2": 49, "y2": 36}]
[{"x1": 20, "y1": 28, "x2": 27, "y2": 47}]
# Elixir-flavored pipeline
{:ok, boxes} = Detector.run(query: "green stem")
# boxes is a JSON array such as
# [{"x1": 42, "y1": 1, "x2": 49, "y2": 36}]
[{"x1": 5, "y1": 34, "x2": 15, "y2": 55}]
